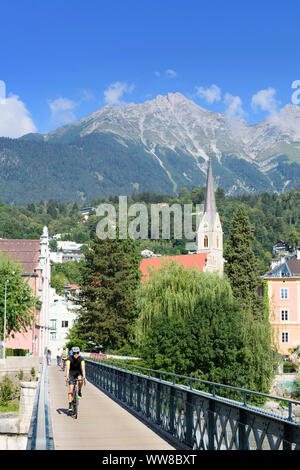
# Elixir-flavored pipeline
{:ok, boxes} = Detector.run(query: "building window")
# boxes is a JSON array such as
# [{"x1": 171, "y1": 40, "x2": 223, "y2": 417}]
[
  {"x1": 281, "y1": 332, "x2": 289, "y2": 343},
  {"x1": 281, "y1": 310, "x2": 289, "y2": 321},
  {"x1": 62, "y1": 321, "x2": 69, "y2": 328},
  {"x1": 280, "y1": 288, "x2": 288, "y2": 299},
  {"x1": 204, "y1": 235, "x2": 208, "y2": 248},
  {"x1": 50, "y1": 319, "x2": 56, "y2": 329},
  {"x1": 216, "y1": 236, "x2": 219, "y2": 248},
  {"x1": 50, "y1": 331, "x2": 56, "y2": 340}
]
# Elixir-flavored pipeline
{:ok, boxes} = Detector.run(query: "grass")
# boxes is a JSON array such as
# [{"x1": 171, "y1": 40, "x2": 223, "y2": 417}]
[{"x1": 0, "y1": 399, "x2": 19, "y2": 413}]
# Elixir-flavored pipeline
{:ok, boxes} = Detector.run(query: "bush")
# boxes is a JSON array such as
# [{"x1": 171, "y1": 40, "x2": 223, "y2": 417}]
[
  {"x1": 17, "y1": 370, "x2": 24, "y2": 381},
  {"x1": 283, "y1": 361, "x2": 297, "y2": 373},
  {"x1": 6, "y1": 348, "x2": 27, "y2": 357},
  {"x1": 0, "y1": 375, "x2": 19, "y2": 406}
]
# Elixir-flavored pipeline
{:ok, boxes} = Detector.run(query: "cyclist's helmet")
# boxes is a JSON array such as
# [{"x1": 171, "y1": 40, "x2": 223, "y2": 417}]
[{"x1": 72, "y1": 346, "x2": 80, "y2": 354}]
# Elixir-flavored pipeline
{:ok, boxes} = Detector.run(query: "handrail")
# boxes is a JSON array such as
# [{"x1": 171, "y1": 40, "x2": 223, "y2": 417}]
[
  {"x1": 26, "y1": 357, "x2": 55, "y2": 450},
  {"x1": 86, "y1": 358, "x2": 300, "y2": 450},
  {"x1": 91, "y1": 358, "x2": 300, "y2": 423}
]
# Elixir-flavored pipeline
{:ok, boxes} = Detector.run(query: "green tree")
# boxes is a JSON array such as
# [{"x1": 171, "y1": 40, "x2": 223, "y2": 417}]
[
  {"x1": 0, "y1": 254, "x2": 37, "y2": 338},
  {"x1": 138, "y1": 263, "x2": 251, "y2": 391},
  {"x1": 137, "y1": 262, "x2": 276, "y2": 398},
  {"x1": 76, "y1": 233, "x2": 141, "y2": 350},
  {"x1": 224, "y1": 206, "x2": 262, "y2": 316},
  {"x1": 224, "y1": 208, "x2": 276, "y2": 394}
]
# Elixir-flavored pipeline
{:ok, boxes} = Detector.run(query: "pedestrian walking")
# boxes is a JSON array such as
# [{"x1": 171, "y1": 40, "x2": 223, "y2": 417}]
[{"x1": 47, "y1": 349, "x2": 52, "y2": 365}]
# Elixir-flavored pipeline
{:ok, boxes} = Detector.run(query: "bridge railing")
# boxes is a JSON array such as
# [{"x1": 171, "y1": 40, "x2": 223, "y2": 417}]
[
  {"x1": 26, "y1": 357, "x2": 54, "y2": 450},
  {"x1": 85, "y1": 358, "x2": 300, "y2": 450}
]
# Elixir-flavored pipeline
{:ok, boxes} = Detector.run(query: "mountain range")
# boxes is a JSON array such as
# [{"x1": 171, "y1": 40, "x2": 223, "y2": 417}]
[{"x1": 1, "y1": 92, "x2": 300, "y2": 204}]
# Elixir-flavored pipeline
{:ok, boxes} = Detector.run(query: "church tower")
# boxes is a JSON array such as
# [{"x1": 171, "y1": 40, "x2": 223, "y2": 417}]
[{"x1": 197, "y1": 160, "x2": 224, "y2": 274}]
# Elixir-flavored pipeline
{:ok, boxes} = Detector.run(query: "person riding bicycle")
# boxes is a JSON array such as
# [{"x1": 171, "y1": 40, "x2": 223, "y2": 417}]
[
  {"x1": 61, "y1": 347, "x2": 68, "y2": 370},
  {"x1": 65, "y1": 346, "x2": 86, "y2": 413}
]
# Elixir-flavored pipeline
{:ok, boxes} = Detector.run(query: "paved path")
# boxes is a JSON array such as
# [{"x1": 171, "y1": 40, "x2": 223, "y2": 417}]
[{"x1": 47, "y1": 363, "x2": 175, "y2": 450}]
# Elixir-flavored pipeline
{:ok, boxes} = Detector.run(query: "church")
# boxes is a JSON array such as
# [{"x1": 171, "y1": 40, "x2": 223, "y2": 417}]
[
  {"x1": 196, "y1": 159, "x2": 224, "y2": 274},
  {"x1": 140, "y1": 160, "x2": 224, "y2": 280}
]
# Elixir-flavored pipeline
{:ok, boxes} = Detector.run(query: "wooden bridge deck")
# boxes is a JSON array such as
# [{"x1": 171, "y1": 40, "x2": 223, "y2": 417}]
[{"x1": 47, "y1": 363, "x2": 175, "y2": 450}]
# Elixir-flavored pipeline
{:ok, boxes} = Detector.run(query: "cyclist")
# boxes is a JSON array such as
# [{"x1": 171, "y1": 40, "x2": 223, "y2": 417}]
[
  {"x1": 61, "y1": 347, "x2": 68, "y2": 370},
  {"x1": 65, "y1": 346, "x2": 86, "y2": 413}
]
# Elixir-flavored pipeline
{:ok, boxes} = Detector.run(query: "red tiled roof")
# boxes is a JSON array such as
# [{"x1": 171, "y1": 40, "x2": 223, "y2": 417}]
[
  {"x1": 140, "y1": 253, "x2": 207, "y2": 282},
  {"x1": 0, "y1": 239, "x2": 41, "y2": 273},
  {"x1": 64, "y1": 284, "x2": 81, "y2": 290}
]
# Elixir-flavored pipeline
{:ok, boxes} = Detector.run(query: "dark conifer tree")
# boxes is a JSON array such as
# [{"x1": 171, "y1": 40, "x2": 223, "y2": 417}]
[
  {"x1": 224, "y1": 206, "x2": 276, "y2": 394},
  {"x1": 224, "y1": 206, "x2": 262, "y2": 317},
  {"x1": 76, "y1": 232, "x2": 141, "y2": 350}
]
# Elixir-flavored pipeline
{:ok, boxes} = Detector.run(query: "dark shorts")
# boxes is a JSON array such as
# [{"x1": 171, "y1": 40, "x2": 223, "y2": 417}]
[{"x1": 68, "y1": 371, "x2": 82, "y2": 385}]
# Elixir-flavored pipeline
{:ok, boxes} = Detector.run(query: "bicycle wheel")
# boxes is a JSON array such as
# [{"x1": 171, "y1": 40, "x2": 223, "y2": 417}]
[{"x1": 72, "y1": 385, "x2": 78, "y2": 419}]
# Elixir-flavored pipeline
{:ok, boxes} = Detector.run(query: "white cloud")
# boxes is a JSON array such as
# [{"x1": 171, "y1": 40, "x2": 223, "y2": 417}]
[
  {"x1": 267, "y1": 105, "x2": 300, "y2": 137},
  {"x1": 104, "y1": 82, "x2": 135, "y2": 106},
  {"x1": 165, "y1": 69, "x2": 177, "y2": 79},
  {"x1": 224, "y1": 93, "x2": 245, "y2": 119},
  {"x1": 251, "y1": 88, "x2": 280, "y2": 113},
  {"x1": 154, "y1": 69, "x2": 177, "y2": 79},
  {"x1": 48, "y1": 97, "x2": 78, "y2": 125},
  {"x1": 0, "y1": 80, "x2": 6, "y2": 104},
  {"x1": 195, "y1": 84, "x2": 221, "y2": 104},
  {"x1": 0, "y1": 94, "x2": 37, "y2": 138},
  {"x1": 223, "y1": 93, "x2": 247, "y2": 139}
]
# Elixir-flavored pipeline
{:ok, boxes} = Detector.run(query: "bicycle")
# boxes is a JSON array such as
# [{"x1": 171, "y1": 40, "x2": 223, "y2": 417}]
[{"x1": 67, "y1": 378, "x2": 85, "y2": 419}]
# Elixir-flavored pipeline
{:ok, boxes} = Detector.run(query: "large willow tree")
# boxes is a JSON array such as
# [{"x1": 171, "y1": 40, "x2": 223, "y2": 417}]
[
  {"x1": 136, "y1": 261, "x2": 276, "y2": 396},
  {"x1": 136, "y1": 261, "x2": 232, "y2": 340}
]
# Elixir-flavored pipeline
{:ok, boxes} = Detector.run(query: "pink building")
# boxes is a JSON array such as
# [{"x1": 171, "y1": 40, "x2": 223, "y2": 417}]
[
  {"x1": 0, "y1": 227, "x2": 51, "y2": 356},
  {"x1": 264, "y1": 249, "x2": 300, "y2": 356}
]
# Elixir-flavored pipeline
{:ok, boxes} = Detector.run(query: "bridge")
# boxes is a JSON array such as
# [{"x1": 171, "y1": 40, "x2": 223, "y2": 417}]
[{"x1": 26, "y1": 358, "x2": 300, "y2": 451}]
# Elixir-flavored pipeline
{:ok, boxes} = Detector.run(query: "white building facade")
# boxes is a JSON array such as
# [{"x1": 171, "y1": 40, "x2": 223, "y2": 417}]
[{"x1": 48, "y1": 286, "x2": 80, "y2": 357}]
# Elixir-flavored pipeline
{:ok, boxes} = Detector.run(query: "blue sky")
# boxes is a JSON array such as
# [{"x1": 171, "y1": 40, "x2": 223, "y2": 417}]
[{"x1": 0, "y1": 0, "x2": 299, "y2": 137}]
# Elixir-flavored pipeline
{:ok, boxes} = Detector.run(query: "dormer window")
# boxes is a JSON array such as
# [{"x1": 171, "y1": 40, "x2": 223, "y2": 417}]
[{"x1": 204, "y1": 235, "x2": 208, "y2": 248}]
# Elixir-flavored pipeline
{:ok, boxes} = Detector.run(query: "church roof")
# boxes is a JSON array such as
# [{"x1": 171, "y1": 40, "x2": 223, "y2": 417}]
[{"x1": 203, "y1": 159, "x2": 217, "y2": 225}]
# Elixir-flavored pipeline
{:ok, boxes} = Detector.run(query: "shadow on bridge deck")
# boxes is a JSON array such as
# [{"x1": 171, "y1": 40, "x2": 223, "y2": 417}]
[{"x1": 47, "y1": 363, "x2": 175, "y2": 450}]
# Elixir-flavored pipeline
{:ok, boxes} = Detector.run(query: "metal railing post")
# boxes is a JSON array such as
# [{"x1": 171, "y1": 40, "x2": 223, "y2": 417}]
[
  {"x1": 208, "y1": 399, "x2": 215, "y2": 450},
  {"x1": 156, "y1": 382, "x2": 162, "y2": 425},
  {"x1": 185, "y1": 392, "x2": 194, "y2": 448},
  {"x1": 169, "y1": 386, "x2": 176, "y2": 435},
  {"x1": 238, "y1": 409, "x2": 248, "y2": 450}
]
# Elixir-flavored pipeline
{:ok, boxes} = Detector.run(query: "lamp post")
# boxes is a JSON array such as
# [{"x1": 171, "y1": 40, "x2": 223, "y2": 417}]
[{"x1": 3, "y1": 279, "x2": 9, "y2": 360}]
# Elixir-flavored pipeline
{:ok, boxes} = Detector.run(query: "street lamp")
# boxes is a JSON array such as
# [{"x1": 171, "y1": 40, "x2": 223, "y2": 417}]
[{"x1": 3, "y1": 279, "x2": 9, "y2": 360}]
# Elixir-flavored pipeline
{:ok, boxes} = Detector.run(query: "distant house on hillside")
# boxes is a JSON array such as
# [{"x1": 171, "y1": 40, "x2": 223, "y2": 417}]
[
  {"x1": 80, "y1": 207, "x2": 96, "y2": 220},
  {"x1": 273, "y1": 240, "x2": 288, "y2": 256},
  {"x1": 51, "y1": 240, "x2": 84, "y2": 263},
  {"x1": 141, "y1": 249, "x2": 161, "y2": 258}
]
